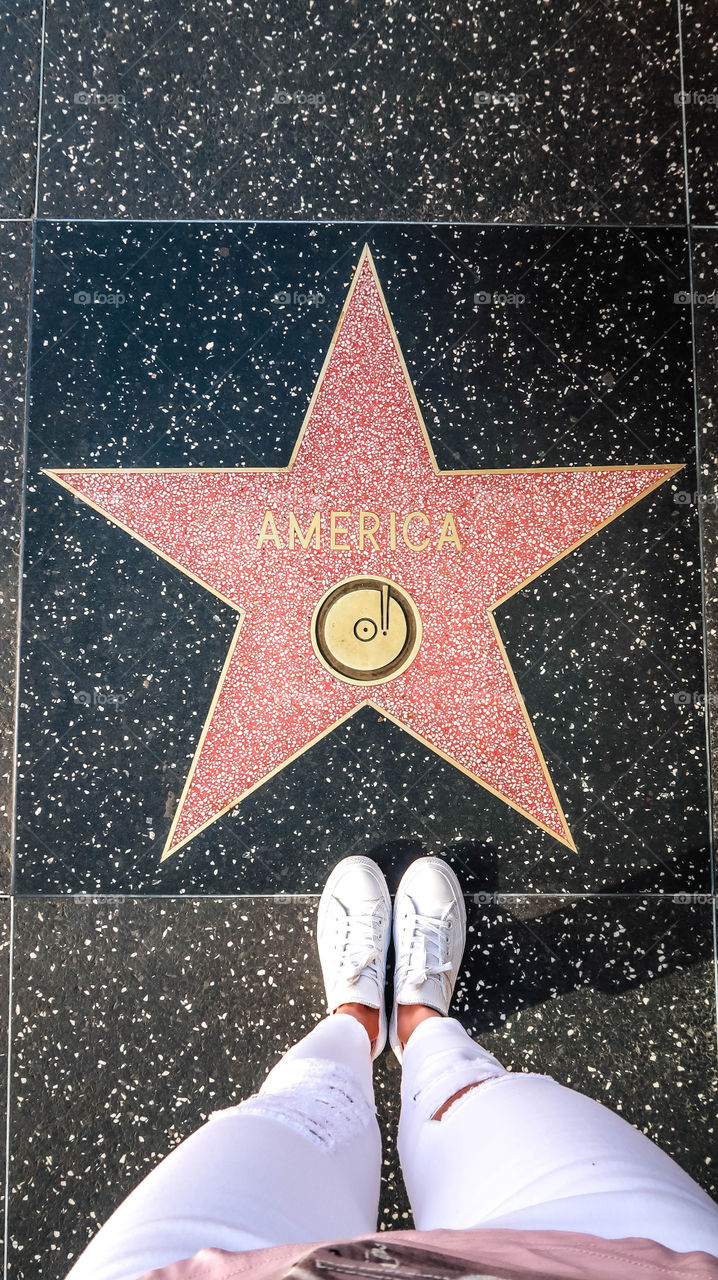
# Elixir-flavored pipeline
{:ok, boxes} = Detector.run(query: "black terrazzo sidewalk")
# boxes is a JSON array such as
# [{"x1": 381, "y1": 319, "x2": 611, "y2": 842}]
[{"x1": 1, "y1": 1, "x2": 717, "y2": 1277}]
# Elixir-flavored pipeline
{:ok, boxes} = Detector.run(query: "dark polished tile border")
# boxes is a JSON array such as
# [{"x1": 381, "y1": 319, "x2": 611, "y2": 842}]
[
  {"x1": 13, "y1": 219, "x2": 704, "y2": 896},
  {"x1": 0, "y1": 224, "x2": 32, "y2": 894},
  {"x1": 692, "y1": 232, "x2": 718, "y2": 894}
]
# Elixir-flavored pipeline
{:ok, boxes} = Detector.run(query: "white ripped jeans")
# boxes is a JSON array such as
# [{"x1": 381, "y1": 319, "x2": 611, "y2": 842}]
[{"x1": 65, "y1": 1014, "x2": 718, "y2": 1280}]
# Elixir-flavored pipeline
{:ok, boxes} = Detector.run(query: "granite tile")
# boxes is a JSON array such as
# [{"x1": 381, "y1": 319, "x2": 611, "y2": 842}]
[
  {"x1": 0, "y1": 1, "x2": 41, "y2": 216},
  {"x1": 38, "y1": 0, "x2": 684, "y2": 222},
  {"x1": 0, "y1": 221, "x2": 33, "y2": 891},
  {"x1": 7, "y1": 893, "x2": 717, "y2": 1278},
  {"x1": 16, "y1": 222, "x2": 705, "y2": 895},
  {"x1": 681, "y1": 0, "x2": 718, "y2": 226}
]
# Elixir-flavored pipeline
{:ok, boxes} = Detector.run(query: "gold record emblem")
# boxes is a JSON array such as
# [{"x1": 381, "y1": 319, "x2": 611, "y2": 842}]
[{"x1": 311, "y1": 576, "x2": 422, "y2": 685}]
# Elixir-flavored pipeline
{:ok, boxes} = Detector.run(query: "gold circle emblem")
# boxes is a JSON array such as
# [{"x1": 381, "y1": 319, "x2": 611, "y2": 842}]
[{"x1": 311, "y1": 576, "x2": 422, "y2": 685}]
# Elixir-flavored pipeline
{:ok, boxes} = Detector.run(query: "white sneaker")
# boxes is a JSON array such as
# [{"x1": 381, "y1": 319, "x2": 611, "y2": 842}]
[
  {"x1": 317, "y1": 855, "x2": 391, "y2": 1060},
  {"x1": 390, "y1": 856, "x2": 467, "y2": 1062}
]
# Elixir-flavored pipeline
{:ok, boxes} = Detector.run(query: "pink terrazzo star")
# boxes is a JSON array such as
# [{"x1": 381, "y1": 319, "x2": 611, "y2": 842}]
[{"x1": 46, "y1": 247, "x2": 682, "y2": 861}]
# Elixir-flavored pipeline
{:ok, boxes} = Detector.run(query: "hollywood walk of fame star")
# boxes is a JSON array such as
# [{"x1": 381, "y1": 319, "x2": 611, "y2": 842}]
[{"x1": 45, "y1": 247, "x2": 682, "y2": 862}]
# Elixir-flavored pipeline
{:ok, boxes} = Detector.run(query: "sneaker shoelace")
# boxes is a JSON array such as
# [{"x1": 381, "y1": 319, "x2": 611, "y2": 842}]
[
  {"x1": 399, "y1": 909, "x2": 452, "y2": 991},
  {"x1": 338, "y1": 908, "x2": 382, "y2": 987}
]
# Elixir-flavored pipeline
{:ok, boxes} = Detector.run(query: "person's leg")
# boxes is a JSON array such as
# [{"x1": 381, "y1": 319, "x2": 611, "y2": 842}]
[
  {"x1": 389, "y1": 856, "x2": 718, "y2": 1257},
  {"x1": 64, "y1": 1013, "x2": 381, "y2": 1280},
  {"x1": 398, "y1": 1013, "x2": 718, "y2": 1255},
  {"x1": 65, "y1": 856, "x2": 392, "y2": 1280}
]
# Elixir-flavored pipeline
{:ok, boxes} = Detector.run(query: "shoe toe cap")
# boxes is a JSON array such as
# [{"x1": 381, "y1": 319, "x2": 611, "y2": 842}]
[
  {"x1": 400, "y1": 857, "x2": 462, "y2": 915},
  {"x1": 327, "y1": 857, "x2": 389, "y2": 915}
]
